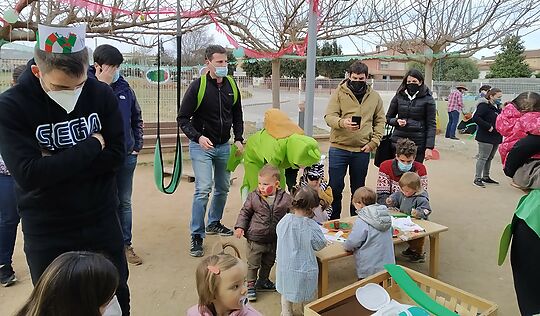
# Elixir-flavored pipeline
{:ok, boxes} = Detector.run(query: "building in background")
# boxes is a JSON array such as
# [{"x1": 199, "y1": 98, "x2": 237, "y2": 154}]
[{"x1": 478, "y1": 49, "x2": 540, "y2": 79}]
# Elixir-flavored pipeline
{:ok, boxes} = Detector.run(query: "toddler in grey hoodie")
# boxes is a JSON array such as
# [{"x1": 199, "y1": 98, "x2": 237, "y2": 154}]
[
  {"x1": 343, "y1": 187, "x2": 395, "y2": 279},
  {"x1": 386, "y1": 172, "x2": 432, "y2": 219},
  {"x1": 386, "y1": 172, "x2": 432, "y2": 262}
]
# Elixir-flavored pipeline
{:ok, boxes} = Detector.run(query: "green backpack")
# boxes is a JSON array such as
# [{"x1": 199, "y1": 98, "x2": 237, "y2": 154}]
[{"x1": 196, "y1": 75, "x2": 239, "y2": 111}]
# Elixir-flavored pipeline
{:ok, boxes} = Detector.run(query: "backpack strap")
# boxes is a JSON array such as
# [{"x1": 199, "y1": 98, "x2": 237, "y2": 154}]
[
  {"x1": 195, "y1": 75, "x2": 238, "y2": 112},
  {"x1": 196, "y1": 75, "x2": 207, "y2": 112},
  {"x1": 226, "y1": 75, "x2": 238, "y2": 105}
]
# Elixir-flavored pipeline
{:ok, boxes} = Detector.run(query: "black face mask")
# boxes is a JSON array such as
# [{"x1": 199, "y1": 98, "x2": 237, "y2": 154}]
[
  {"x1": 406, "y1": 83, "x2": 421, "y2": 95},
  {"x1": 348, "y1": 80, "x2": 367, "y2": 93}
]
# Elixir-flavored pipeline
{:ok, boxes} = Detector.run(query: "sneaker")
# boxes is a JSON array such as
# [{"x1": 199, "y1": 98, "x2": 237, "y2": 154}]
[
  {"x1": 408, "y1": 252, "x2": 426, "y2": 263},
  {"x1": 255, "y1": 278, "x2": 276, "y2": 292},
  {"x1": 481, "y1": 177, "x2": 499, "y2": 185},
  {"x1": 450, "y1": 137, "x2": 460, "y2": 140},
  {"x1": 247, "y1": 281, "x2": 257, "y2": 301},
  {"x1": 473, "y1": 178, "x2": 485, "y2": 188},
  {"x1": 401, "y1": 248, "x2": 416, "y2": 258},
  {"x1": 0, "y1": 264, "x2": 17, "y2": 287},
  {"x1": 206, "y1": 222, "x2": 233, "y2": 236},
  {"x1": 190, "y1": 235, "x2": 204, "y2": 257},
  {"x1": 125, "y1": 246, "x2": 143, "y2": 265}
]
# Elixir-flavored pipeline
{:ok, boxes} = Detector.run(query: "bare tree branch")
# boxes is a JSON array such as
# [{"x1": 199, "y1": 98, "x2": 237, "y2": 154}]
[
  {"x1": 373, "y1": 0, "x2": 540, "y2": 83},
  {"x1": 0, "y1": 0, "x2": 238, "y2": 43}
]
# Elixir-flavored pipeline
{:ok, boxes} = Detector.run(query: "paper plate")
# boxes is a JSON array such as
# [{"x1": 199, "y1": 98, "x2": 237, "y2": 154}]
[{"x1": 355, "y1": 283, "x2": 390, "y2": 311}]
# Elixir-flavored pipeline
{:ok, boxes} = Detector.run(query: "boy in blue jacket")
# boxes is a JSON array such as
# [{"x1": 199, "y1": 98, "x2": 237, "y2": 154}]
[{"x1": 90, "y1": 44, "x2": 144, "y2": 265}]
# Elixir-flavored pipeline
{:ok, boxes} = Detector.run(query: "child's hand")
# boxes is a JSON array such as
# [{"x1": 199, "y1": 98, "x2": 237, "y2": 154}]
[
  {"x1": 385, "y1": 197, "x2": 394, "y2": 206},
  {"x1": 234, "y1": 228, "x2": 244, "y2": 239},
  {"x1": 411, "y1": 209, "x2": 422, "y2": 219}
]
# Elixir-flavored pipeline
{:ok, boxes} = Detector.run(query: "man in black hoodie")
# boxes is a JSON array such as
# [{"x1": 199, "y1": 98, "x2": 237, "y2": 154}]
[{"x1": 0, "y1": 25, "x2": 130, "y2": 315}]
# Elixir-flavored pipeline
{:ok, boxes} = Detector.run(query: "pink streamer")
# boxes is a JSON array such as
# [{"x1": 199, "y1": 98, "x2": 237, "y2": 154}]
[{"x1": 46, "y1": 0, "x2": 322, "y2": 59}]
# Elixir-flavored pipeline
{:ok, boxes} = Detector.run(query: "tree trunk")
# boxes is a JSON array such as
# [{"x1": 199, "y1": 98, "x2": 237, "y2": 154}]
[
  {"x1": 424, "y1": 59, "x2": 435, "y2": 90},
  {"x1": 271, "y1": 59, "x2": 281, "y2": 109}
]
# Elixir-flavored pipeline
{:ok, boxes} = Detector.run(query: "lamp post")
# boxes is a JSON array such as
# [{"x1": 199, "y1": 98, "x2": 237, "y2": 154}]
[{"x1": 304, "y1": 0, "x2": 318, "y2": 136}]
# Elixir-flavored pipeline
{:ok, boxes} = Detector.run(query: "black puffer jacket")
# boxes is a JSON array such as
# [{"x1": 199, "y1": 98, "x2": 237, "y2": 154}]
[
  {"x1": 472, "y1": 101, "x2": 502, "y2": 145},
  {"x1": 386, "y1": 86, "x2": 437, "y2": 149}
]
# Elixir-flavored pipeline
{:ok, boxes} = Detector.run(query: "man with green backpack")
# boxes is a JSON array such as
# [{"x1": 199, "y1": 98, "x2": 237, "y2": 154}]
[{"x1": 178, "y1": 45, "x2": 244, "y2": 257}]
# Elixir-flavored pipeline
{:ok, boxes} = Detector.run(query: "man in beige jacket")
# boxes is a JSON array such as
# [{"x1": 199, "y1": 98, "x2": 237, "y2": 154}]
[{"x1": 324, "y1": 61, "x2": 385, "y2": 219}]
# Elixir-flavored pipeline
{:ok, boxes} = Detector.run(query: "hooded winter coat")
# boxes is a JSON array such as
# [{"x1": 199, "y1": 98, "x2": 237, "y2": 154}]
[
  {"x1": 496, "y1": 103, "x2": 540, "y2": 166},
  {"x1": 388, "y1": 190, "x2": 432, "y2": 219},
  {"x1": 343, "y1": 204, "x2": 395, "y2": 279},
  {"x1": 325, "y1": 80, "x2": 386, "y2": 152},
  {"x1": 386, "y1": 85, "x2": 437, "y2": 149}
]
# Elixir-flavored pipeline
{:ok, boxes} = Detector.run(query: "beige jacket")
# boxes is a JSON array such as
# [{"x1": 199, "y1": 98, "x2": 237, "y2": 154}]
[{"x1": 325, "y1": 80, "x2": 385, "y2": 152}]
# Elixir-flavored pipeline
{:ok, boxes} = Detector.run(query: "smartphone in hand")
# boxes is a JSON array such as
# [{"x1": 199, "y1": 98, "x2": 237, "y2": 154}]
[{"x1": 351, "y1": 116, "x2": 361, "y2": 127}]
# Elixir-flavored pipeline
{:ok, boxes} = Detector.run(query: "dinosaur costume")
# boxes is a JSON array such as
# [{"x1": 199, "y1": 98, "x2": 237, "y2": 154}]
[{"x1": 227, "y1": 109, "x2": 321, "y2": 200}]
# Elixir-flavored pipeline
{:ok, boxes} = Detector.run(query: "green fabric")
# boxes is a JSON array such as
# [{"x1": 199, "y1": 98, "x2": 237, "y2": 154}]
[
  {"x1": 227, "y1": 143, "x2": 243, "y2": 172},
  {"x1": 514, "y1": 190, "x2": 540, "y2": 238},
  {"x1": 153, "y1": 137, "x2": 183, "y2": 194},
  {"x1": 398, "y1": 307, "x2": 430, "y2": 316},
  {"x1": 498, "y1": 223, "x2": 513, "y2": 266},
  {"x1": 384, "y1": 264, "x2": 458, "y2": 316},
  {"x1": 227, "y1": 129, "x2": 321, "y2": 199},
  {"x1": 196, "y1": 75, "x2": 238, "y2": 111},
  {"x1": 225, "y1": 75, "x2": 238, "y2": 105},
  {"x1": 498, "y1": 190, "x2": 540, "y2": 265},
  {"x1": 196, "y1": 74, "x2": 206, "y2": 111}
]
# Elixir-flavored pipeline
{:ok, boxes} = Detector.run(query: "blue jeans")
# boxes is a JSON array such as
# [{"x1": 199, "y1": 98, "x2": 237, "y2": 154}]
[
  {"x1": 116, "y1": 153, "x2": 138, "y2": 246},
  {"x1": 189, "y1": 141, "x2": 231, "y2": 237},
  {"x1": 445, "y1": 110, "x2": 460, "y2": 138},
  {"x1": 0, "y1": 174, "x2": 19, "y2": 265},
  {"x1": 328, "y1": 147, "x2": 370, "y2": 219}
]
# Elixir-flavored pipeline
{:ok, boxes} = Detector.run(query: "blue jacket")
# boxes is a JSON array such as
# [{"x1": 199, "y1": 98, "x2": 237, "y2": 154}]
[{"x1": 89, "y1": 66, "x2": 144, "y2": 153}]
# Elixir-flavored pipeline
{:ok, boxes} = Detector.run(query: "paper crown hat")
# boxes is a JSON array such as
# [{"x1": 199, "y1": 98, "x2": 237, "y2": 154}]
[{"x1": 37, "y1": 24, "x2": 86, "y2": 54}]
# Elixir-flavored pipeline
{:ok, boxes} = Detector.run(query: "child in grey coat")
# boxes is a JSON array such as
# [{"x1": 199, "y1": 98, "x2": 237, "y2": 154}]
[
  {"x1": 343, "y1": 187, "x2": 395, "y2": 279},
  {"x1": 386, "y1": 172, "x2": 432, "y2": 262}
]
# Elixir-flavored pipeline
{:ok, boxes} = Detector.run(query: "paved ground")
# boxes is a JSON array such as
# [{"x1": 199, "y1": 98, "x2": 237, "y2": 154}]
[{"x1": 0, "y1": 136, "x2": 522, "y2": 315}]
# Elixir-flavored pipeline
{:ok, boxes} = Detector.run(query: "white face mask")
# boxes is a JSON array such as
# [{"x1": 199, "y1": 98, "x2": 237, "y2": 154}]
[
  {"x1": 41, "y1": 79, "x2": 83, "y2": 113},
  {"x1": 102, "y1": 295, "x2": 122, "y2": 316}
]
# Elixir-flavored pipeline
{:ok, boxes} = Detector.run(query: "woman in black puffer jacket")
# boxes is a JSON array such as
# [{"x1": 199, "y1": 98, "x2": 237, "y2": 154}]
[
  {"x1": 386, "y1": 69, "x2": 437, "y2": 163},
  {"x1": 471, "y1": 88, "x2": 503, "y2": 188}
]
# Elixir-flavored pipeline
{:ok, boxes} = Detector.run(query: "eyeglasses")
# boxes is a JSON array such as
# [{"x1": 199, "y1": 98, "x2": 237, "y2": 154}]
[{"x1": 307, "y1": 174, "x2": 320, "y2": 181}]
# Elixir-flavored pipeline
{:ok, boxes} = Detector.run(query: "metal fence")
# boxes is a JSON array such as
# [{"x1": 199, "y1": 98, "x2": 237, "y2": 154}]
[{"x1": 2, "y1": 57, "x2": 540, "y2": 123}]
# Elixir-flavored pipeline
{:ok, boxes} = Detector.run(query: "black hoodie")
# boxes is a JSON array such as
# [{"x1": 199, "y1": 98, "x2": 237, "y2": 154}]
[{"x1": 0, "y1": 59, "x2": 125, "y2": 236}]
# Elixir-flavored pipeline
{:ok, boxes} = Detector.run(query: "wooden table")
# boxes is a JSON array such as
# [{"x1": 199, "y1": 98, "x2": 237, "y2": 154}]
[{"x1": 316, "y1": 216, "x2": 448, "y2": 297}]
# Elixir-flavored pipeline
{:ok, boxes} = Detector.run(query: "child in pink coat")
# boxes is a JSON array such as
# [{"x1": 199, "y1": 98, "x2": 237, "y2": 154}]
[
  {"x1": 496, "y1": 92, "x2": 540, "y2": 189},
  {"x1": 496, "y1": 100, "x2": 540, "y2": 166}
]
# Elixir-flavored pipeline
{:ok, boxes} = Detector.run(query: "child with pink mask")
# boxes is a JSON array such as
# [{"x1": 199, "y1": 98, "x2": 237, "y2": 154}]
[{"x1": 234, "y1": 164, "x2": 292, "y2": 302}]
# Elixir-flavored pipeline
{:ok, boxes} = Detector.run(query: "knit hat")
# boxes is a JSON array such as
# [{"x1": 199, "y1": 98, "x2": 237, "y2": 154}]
[{"x1": 306, "y1": 163, "x2": 324, "y2": 179}]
